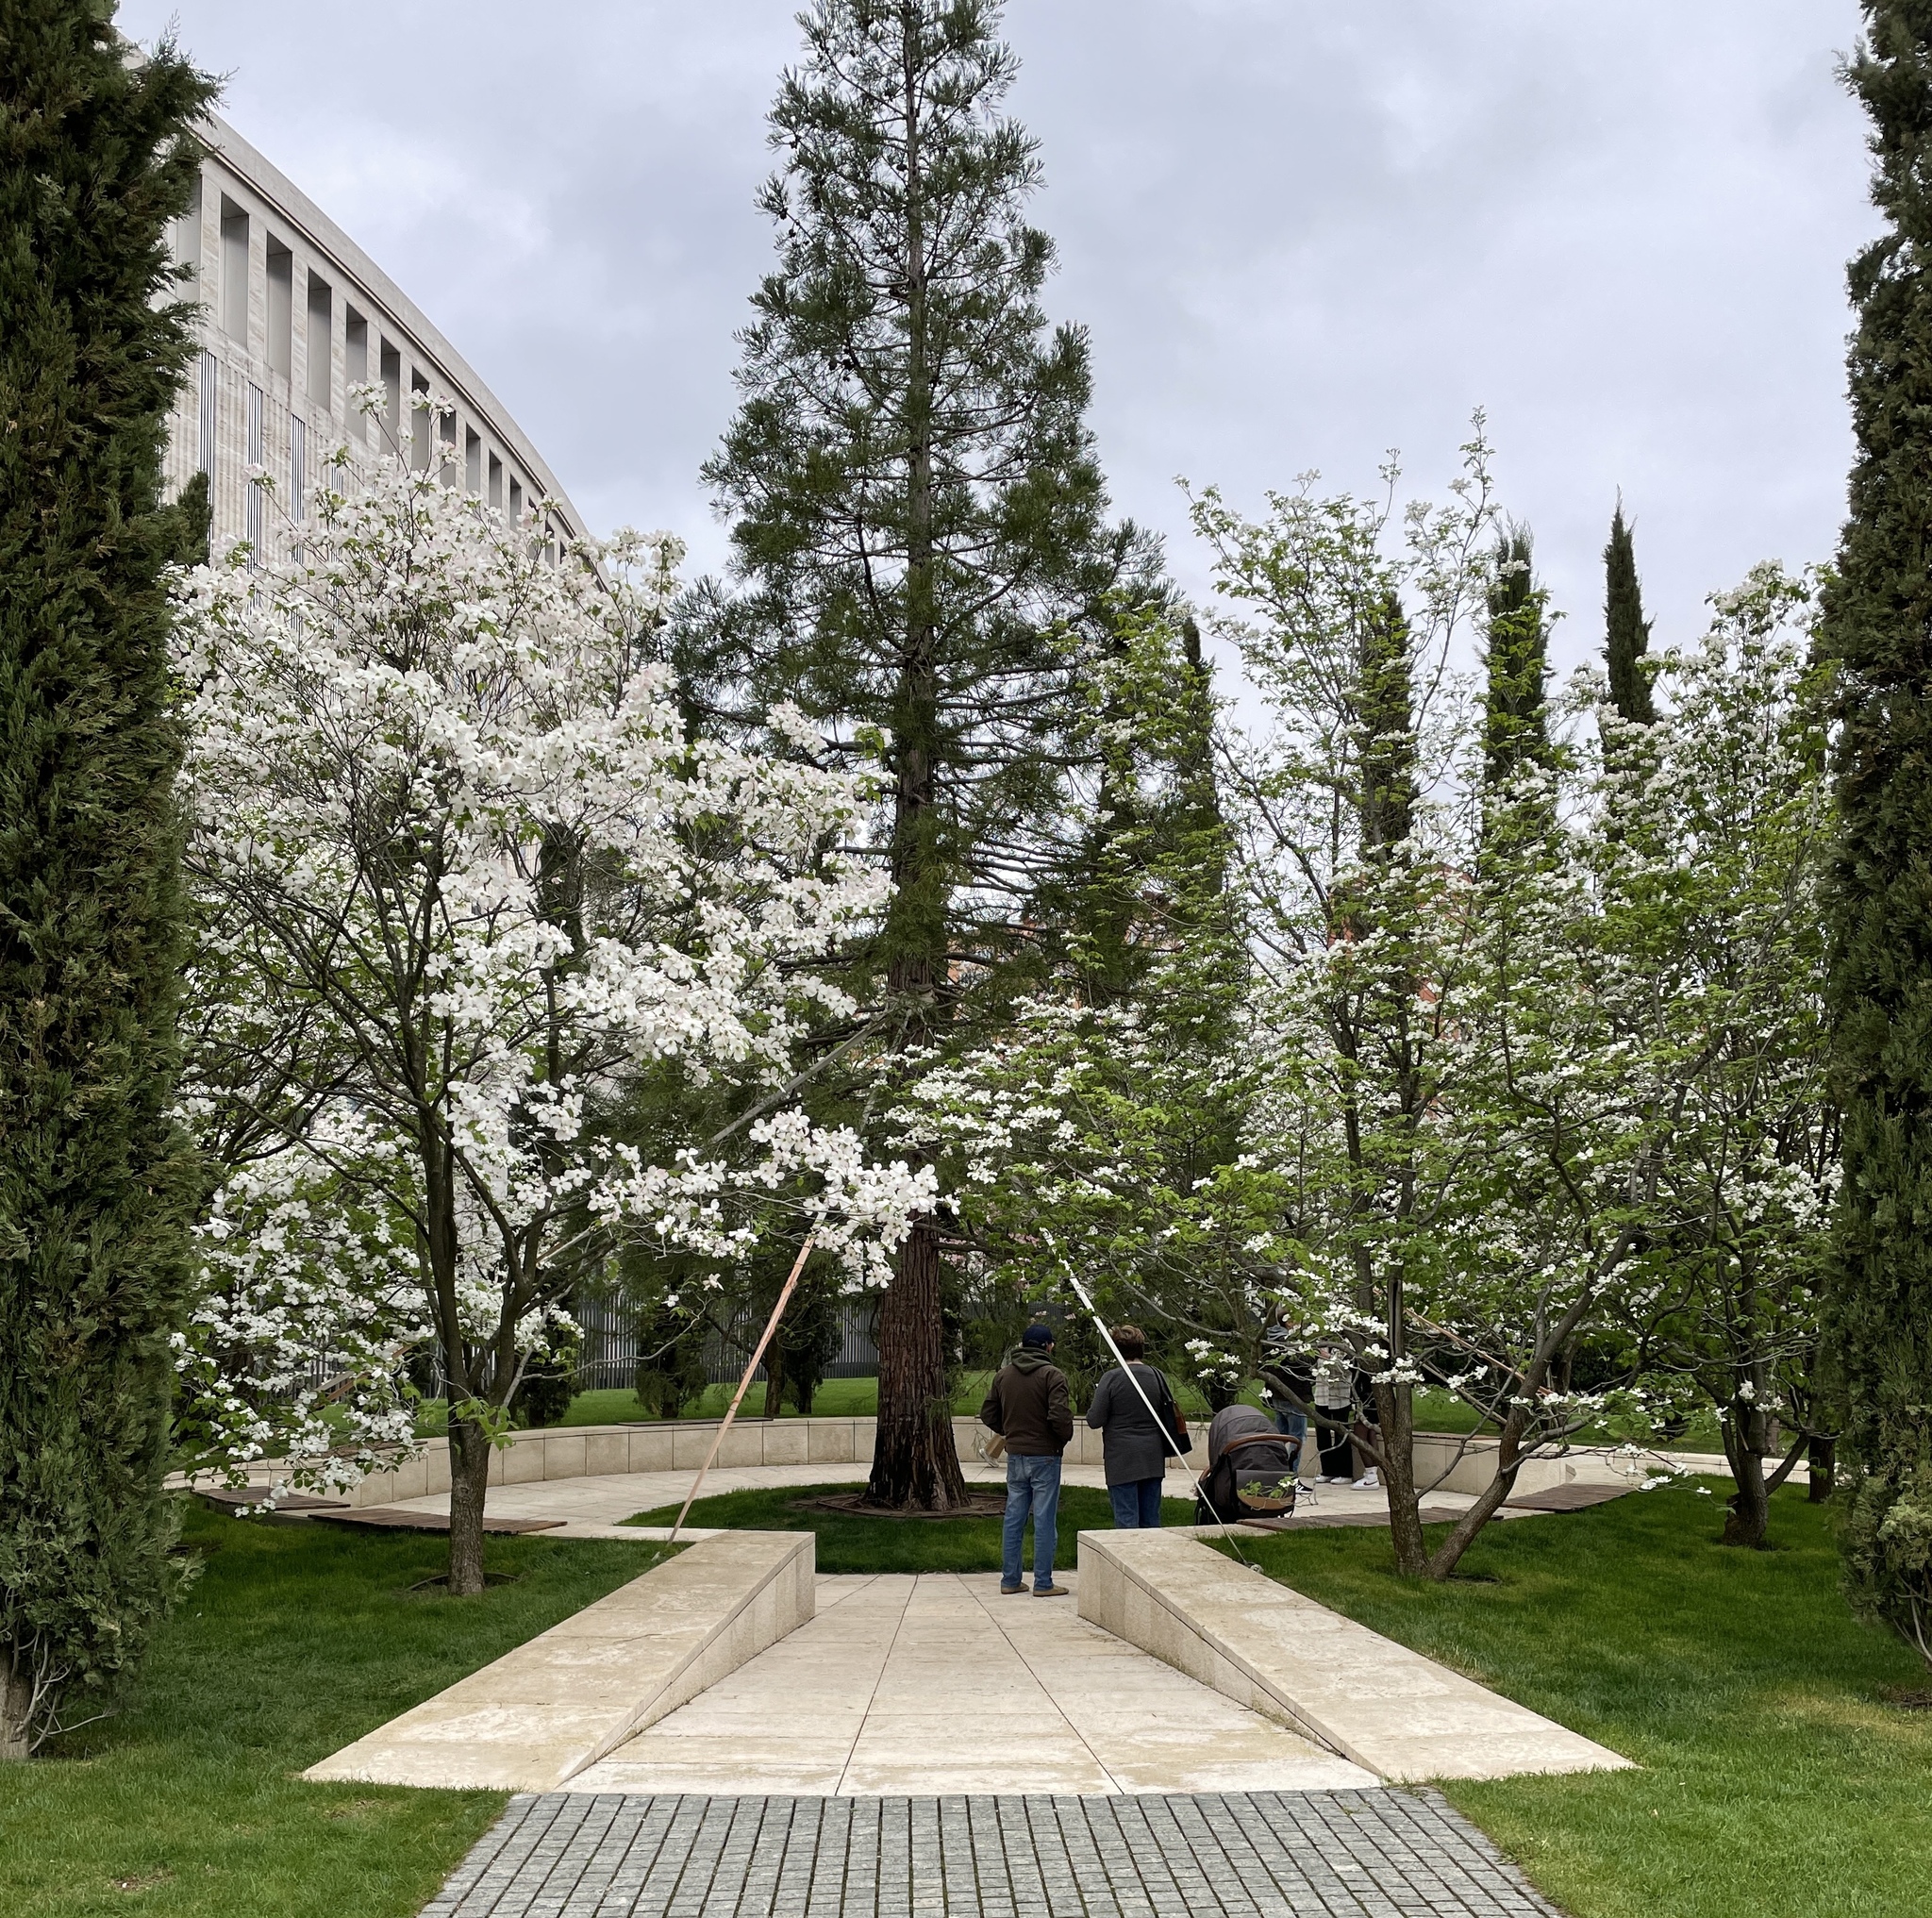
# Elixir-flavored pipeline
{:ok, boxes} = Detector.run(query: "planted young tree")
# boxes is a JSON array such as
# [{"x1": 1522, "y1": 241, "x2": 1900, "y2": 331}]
[
  {"x1": 1590, "y1": 569, "x2": 1836, "y2": 1549},
  {"x1": 902, "y1": 610, "x2": 1271, "y2": 1382},
  {"x1": 1822, "y1": 0, "x2": 1932, "y2": 1660},
  {"x1": 174, "y1": 439, "x2": 929, "y2": 1593},
  {"x1": 699, "y1": 0, "x2": 1151, "y2": 1509},
  {"x1": 1189, "y1": 442, "x2": 1663, "y2": 1579},
  {"x1": 0, "y1": 9, "x2": 213, "y2": 1757},
  {"x1": 1604, "y1": 504, "x2": 1657, "y2": 727}
]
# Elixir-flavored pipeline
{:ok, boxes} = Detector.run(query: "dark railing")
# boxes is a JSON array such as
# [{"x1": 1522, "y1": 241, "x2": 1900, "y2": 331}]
[{"x1": 573, "y1": 1294, "x2": 879, "y2": 1394}]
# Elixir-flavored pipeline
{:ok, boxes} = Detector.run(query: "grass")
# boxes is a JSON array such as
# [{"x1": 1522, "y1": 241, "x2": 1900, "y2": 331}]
[
  {"x1": 623, "y1": 1478, "x2": 1199, "y2": 1574},
  {"x1": 415, "y1": 1367, "x2": 1227, "y2": 1438},
  {"x1": 0, "y1": 1506, "x2": 670, "y2": 1918},
  {"x1": 1218, "y1": 1480, "x2": 1932, "y2": 1918}
]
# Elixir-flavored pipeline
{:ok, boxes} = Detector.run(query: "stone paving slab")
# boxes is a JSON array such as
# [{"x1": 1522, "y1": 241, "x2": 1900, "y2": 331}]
[
  {"x1": 418, "y1": 1791, "x2": 1564, "y2": 1917},
  {"x1": 571, "y1": 1573, "x2": 1374, "y2": 1798},
  {"x1": 305, "y1": 1532, "x2": 813, "y2": 1791},
  {"x1": 1079, "y1": 1531, "x2": 1631, "y2": 1783}
]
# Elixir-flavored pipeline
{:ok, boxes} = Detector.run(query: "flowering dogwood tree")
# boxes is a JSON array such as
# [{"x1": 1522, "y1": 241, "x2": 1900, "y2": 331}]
[
  {"x1": 173, "y1": 434, "x2": 929, "y2": 1592},
  {"x1": 1587, "y1": 565, "x2": 1837, "y2": 1548}
]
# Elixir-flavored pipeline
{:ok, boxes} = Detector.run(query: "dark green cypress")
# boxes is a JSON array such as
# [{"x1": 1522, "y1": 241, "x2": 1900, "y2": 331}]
[
  {"x1": 1821, "y1": 0, "x2": 1932, "y2": 1665},
  {"x1": 1604, "y1": 503, "x2": 1656, "y2": 726},
  {"x1": 1480, "y1": 525, "x2": 1554, "y2": 822},
  {"x1": 700, "y1": 0, "x2": 1145, "y2": 1508},
  {"x1": 0, "y1": 5, "x2": 213, "y2": 1753}
]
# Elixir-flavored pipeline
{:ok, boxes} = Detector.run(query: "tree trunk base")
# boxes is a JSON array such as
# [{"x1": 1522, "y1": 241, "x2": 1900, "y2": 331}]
[
  {"x1": 866, "y1": 1217, "x2": 968, "y2": 1511},
  {"x1": 1, "y1": 1662, "x2": 36, "y2": 1760},
  {"x1": 446, "y1": 1419, "x2": 493, "y2": 1596}
]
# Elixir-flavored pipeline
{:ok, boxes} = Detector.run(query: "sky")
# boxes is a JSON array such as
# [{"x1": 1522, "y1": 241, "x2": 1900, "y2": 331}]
[{"x1": 119, "y1": 0, "x2": 1875, "y2": 683}]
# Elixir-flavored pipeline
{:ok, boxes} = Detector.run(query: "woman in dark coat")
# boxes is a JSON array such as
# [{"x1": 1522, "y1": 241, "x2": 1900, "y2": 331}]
[{"x1": 1084, "y1": 1325, "x2": 1180, "y2": 1527}]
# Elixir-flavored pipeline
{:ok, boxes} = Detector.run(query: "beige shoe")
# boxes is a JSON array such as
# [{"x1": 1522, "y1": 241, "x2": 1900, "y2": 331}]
[{"x1": 1033, "y1": 1583, "x2": 1070, "y2": 1598}]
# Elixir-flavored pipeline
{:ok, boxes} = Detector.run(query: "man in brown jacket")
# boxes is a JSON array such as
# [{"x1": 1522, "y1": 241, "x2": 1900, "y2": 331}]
[{"x1": 979, "y1": 1322, "x2": 1074, "y2": 1595}]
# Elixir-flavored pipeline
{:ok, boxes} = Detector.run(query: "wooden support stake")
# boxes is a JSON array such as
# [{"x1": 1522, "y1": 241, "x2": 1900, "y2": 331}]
[{"x1": 668, "y1": 1235, "x2": 814, "y2": 1543}]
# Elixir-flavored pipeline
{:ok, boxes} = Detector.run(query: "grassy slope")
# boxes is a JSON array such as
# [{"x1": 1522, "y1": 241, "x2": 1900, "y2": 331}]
[
  {"x1": 0, "y1": 1509, "x2": 666, "y2": 1918},
  {"x1": 1224, "y1": 1482, "x2": 1932, "y2": 1918},
  {"x1": 624, "y1": 1479, "x2": 1199, "y2": 1574}
]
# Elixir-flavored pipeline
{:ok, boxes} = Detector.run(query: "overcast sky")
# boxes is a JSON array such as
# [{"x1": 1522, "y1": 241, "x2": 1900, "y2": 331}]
[{"x1": 121, "y1": 1, "x2": 1874, "y2": 680}]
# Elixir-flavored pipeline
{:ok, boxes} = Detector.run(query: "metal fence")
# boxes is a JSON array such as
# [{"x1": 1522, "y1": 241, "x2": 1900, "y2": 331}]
[{"x1": 573, "y1": 1294, "x2": 879, "y2": 1394}]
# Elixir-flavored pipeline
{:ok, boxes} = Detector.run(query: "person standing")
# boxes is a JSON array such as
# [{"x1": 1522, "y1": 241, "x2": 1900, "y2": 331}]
[
  {"x1": 1260, "y1": 1332, "x2": 1315, "y2": 1483},
  {"x1": 980, "y1": 1323, "x2": 1074, "y2": 1595},
  {"x1": 1311, "y1": 1346, "x2": 1356, "y2": 1482},
  {"x1": 1085, "y1": 1326, "x2": 1182, "y2": 1528}
]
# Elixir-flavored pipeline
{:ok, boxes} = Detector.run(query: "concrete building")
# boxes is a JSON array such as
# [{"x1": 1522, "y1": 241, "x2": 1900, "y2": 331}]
[{"x1": 163, "y1": 111, "x2": 587, "y2": 563}]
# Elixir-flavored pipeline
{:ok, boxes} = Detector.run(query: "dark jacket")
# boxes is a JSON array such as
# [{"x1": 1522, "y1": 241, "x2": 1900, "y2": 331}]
[
  {"x1": 1086, "y1": 1362, "x2": 1177, "y2": 1487},
  {"x1": 980, "y1": 1350, "x2": 1073, "y2": 1457}
]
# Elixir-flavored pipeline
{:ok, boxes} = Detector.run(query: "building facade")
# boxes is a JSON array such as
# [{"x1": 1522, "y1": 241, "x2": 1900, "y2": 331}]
[{"x1": 163, "y1": 112, "x2": 588, "y2": 562}]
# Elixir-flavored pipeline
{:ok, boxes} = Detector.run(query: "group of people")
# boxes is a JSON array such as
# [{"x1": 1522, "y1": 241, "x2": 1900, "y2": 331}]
[{"x1": 977, "y1": 1321, "x2": 1381, "y2": 1596}]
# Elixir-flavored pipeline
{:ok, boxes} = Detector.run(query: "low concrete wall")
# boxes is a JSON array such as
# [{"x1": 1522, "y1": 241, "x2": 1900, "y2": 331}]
[
  {"x1": 1077, "y1": 1528, "x2": 1631, "y2": 1783},
  {"x1": 247, "y1": 1412, "x2": 1198, "y2": 1509},
  {"x1": 304, "y1": 1529, "x2": 814, "y2": 1791}
]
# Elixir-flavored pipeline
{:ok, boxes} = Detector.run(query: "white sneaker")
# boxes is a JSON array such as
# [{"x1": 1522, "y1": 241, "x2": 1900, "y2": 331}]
[{"x1": 1352, "y1": 1472, "x2": 1380, "y2": 1490}]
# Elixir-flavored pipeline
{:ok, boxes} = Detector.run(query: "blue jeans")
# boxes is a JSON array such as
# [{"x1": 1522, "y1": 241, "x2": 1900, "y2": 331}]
[
  {"x1": 1274, "y1": 1408, "x2": 1308, "y2": 1475},
  {"x1": 1108, "y1": 1476, "x2": 1164, "y2": 1528},
  {"x1": 1002, "y1": 1451, "x2": 1062, "y2": 1589}
]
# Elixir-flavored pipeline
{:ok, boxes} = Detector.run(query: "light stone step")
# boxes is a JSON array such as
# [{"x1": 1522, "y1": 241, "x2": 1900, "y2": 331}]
[
  {"x1": 303, "y1": 1529, "x2": 813, "y2": 1791},
  {"x1": 1077, "y1": 1528, "x2": 1633, "y2": 1783}
]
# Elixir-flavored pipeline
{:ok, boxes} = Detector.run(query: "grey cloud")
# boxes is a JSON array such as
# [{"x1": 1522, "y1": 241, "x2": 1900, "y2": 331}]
[{"x1": 121, "y1": 0, "x2": 1874, "y2": 674}]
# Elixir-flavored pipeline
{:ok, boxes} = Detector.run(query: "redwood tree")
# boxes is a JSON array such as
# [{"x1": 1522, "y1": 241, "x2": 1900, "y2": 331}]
[{"x1": 699, "y1": 0, "x2": 1144, "y2": 1507}]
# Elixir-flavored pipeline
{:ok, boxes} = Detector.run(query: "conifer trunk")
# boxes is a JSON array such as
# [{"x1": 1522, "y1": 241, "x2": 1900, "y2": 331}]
[{"x1": 868, "y1": 10, "x2": 966, "y2": 1510}]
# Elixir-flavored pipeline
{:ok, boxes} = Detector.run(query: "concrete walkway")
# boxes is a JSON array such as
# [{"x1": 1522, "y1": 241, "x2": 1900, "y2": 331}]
[
  {"x1": 422, "y1": 1791, "x2": 1562, "y2": 1918},
  {"x1": 571, "y1": 1573, "x2": 1375, "y2": 1797}
]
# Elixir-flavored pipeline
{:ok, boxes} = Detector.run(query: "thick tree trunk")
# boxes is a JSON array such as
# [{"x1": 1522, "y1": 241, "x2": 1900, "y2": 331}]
[
  {"x1": 1807, "y1": 1431, "x2": 1837, "y2": 1503},
  {"x1": 0, "y1": 1661, "x2": 33, "y2": 1760},
  {"x1": 446, "y1": 1417, "x2": 493, "y2": 1595},
  {"x1": 862, "y1": 27, "x2": 962, "y2": 1514},
  {"x1": 866, "y1": 1216, "x2": 968, "y2": 1509},
  {"x1": 1374, "y1": 1381, "x2": 1428, "y2": 1576}
]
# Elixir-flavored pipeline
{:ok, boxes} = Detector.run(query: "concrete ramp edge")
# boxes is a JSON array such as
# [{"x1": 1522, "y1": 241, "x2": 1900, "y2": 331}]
[
  {"x1": 1076, "y1": 1528, "x2": 1632, "y2": 1783},
  {"x1": 304, "y1": 1529, "x2": 814, "y2": 1791}
]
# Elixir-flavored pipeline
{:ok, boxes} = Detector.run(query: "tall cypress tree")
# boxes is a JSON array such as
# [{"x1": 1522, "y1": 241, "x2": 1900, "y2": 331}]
[
  {"x1": 0, "y1": 6, "x2": 212, "y2": 1753},
  {"x1": 1480, "y1": 525, "x2": 1554, "y2": 825},
  {"x1": 1604, "y1": 503, "x2": 1656, "y2": 726},
  {"x1": 701, "y1": 0, "x2": 1145, "y2": 1508},
  {"x1": 1822, "y1": 0, "x2": 1932, "y2": 1665}
]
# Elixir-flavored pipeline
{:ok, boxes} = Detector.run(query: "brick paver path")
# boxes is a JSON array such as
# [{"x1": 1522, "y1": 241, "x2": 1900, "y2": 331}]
[{"x1": 420, "y1": 1792, "x2": 1561, "y2": 1917}]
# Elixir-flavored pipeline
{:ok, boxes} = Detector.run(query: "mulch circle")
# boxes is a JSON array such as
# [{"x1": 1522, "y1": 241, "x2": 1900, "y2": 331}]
[
  {"x1": 789, "y1": 1493, "x2": 1008, "y2": 1521},
  {"x1": 406, "y1": 1571, "x2": 522, "y2": 1593},
  {"x1": 1878, "y1": 1686, "x2": 1932, "y2": 1711}
]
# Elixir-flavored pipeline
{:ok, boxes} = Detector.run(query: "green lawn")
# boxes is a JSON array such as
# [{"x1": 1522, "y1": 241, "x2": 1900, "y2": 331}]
[
  {"x1": 623, "y1": 1478, "x2": 1199, "y2": 1573},
  {"x1": 0, "y1": 1506, "x2": 669, "y2": 1918},
  {"x1": 1220, "y1": 1481, "x2": 1932, "y2": 1918}
]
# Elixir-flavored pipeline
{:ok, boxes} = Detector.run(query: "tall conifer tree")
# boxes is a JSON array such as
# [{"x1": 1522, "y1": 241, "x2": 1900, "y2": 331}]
[
  {"x1": 1823, "y1": 1, "x2": 1932, "y2": 1662},
  {"x1": 1480, "y1": 525, "x2": 1553, "y2": 828},
  {"x1": 701, "y1": 0, "x2": 1144, "y2": 1507},
  {"x1": 0, "y1": 5, "x2": 212, "y2": 1753},
  {"x1": 1604, "y1": 503, "x2": 1656, "y2": 726}
]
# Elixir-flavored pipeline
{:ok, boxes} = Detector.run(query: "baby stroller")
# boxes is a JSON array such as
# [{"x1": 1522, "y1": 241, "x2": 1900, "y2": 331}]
[{"x1": 1193, "y1": 1432, "x2": 1299, "y2": 1525}]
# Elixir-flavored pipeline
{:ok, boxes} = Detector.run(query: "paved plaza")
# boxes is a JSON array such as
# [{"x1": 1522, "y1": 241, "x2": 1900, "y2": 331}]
[{"x1": 421, "y1": 1790, "x2": 1561, "y2": 1918}]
